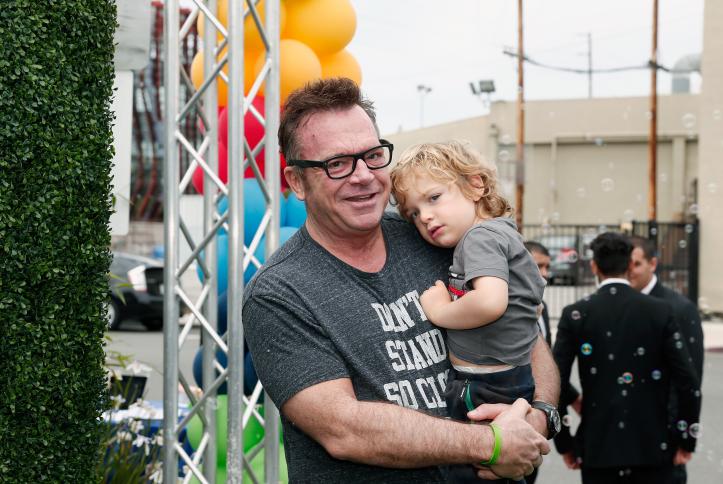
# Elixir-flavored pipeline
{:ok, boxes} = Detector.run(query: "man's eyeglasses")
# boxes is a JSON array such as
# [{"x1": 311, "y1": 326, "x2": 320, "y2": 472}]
[{"x1": 287, "y1": 140, "x2": 394, "y2": 180}]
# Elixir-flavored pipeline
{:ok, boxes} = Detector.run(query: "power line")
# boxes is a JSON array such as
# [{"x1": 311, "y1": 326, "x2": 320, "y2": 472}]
[{"x1": 502, "y1": 48, "x2": 698, "y2": 75}]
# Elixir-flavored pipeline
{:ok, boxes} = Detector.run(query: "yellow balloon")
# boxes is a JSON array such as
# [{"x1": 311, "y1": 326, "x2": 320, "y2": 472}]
[
  {"x1": 284, "y1": 0, "x2": 356, "y2": 56},
  {"x1": 191, "y1": 48, "x2": 261, "y2": 107},
  {"x1": 191, "y1": 49, "x2": 229, "y2": 106},
  {"x1": 255, "y1": 39, "x2": 321, "y2": 103},
  {"x1": 320, "y1": 49, "x2": 362, "y2": 86},
  {"x1": 197, "y1": 0, "x2": 287, "y2": 52}
]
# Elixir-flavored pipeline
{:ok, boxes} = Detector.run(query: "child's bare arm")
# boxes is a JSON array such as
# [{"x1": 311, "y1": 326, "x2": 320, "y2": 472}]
[{"x1": 420, "y1": 276, "x2": 508, "y2": 330}]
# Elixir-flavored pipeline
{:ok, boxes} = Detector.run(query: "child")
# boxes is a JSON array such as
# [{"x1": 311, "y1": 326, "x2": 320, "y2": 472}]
[{"x1": 391, "y1": 140, "x2": 546, "y2": 481}]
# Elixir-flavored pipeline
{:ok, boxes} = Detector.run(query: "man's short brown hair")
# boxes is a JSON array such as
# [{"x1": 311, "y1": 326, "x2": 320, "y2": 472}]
[
  {"x1": 279, "y1": 78, "x2": 379, "y2": 161},
  {"x1": 630, "y1": 235, "x2": 657, "y2": 260}
]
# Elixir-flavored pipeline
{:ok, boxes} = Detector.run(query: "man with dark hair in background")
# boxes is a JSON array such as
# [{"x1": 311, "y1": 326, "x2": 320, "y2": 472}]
[
  {"x1": 524, "y1": 241, "x2": 552, "y2": 347},
  {"x1": 629, "y1": 235, "x2": 704, "y2": 484},
  {"x1": 553, "y1": 232, "x2": 701, "y2": 484}
]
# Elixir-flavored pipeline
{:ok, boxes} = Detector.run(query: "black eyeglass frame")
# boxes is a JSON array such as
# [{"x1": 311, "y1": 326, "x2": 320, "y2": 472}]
[{"x1": 287, "y1": 140, "x2": 394, "y2": 180}]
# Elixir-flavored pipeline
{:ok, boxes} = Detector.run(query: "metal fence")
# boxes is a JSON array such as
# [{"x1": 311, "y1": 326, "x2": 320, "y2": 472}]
[{"x1": 523, "y1": 220, "x2": 699, "y2": 320}]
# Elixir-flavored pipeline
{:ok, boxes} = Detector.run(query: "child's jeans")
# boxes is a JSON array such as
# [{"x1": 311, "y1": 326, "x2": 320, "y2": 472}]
[{"x1": 443, "y1": 364, "x2": 535, "y2": 484}]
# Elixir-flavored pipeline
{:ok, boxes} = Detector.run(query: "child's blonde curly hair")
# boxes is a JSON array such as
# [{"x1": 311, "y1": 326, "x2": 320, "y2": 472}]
[{"x1": 390, "y1": 140, "x2": 513, "y2": 221}]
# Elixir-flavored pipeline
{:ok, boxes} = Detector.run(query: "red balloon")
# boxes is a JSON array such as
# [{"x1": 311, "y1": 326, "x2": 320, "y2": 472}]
[{"x1": 192, "y1": 142, "x2": 228, "y2": 194}]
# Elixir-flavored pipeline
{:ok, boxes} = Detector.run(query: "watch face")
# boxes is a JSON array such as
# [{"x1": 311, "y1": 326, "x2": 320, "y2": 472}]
[{"x1": 551, "y1": 409, "x2": 561, "y2": 434}]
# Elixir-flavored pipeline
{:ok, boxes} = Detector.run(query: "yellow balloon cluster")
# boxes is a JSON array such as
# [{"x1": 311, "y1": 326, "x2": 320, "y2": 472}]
[{"x1": 191, "y1": 0, "x2": 362, "y2": 105}]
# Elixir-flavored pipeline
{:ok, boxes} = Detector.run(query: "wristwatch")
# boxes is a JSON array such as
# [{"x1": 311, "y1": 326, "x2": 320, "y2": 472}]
[{"x1": 531, "y1": 400, "x2": 561, "y2": 440}]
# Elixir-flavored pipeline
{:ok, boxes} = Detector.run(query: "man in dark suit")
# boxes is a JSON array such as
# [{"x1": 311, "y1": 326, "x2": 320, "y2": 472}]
[
  {"x1": 553, "y1": 232, "x2": 701, "y2": 484},
  {"x1": 525, "y1": 241, "x2": 552, "y2": 346},
  {"x1": 628, "y1": 235, "x2": 704, "y2": 484}
]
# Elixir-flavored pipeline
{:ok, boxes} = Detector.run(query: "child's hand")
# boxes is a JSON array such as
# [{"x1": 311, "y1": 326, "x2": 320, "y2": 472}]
[{"x1": 420, "y1": 280, "x2": 452, "y2": 321}]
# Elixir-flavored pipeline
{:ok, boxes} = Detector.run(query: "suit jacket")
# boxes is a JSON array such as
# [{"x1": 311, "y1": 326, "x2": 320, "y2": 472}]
[
  {"x1": 538, "y1": 301, "x2": 552, "y2": 347},
  {"x1": 649, "y1": 281, "x2": 704, "y2": 380},
  {"x1": 552, "y1": 283, "x2": 701, "y2": 469}
]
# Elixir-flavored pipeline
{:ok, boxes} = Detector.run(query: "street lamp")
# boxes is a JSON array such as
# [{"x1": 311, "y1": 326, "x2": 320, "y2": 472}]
[
  {"x1": 469, "y1": 79, "x2": 496, "y2": 109},
  {"x1": 417, "y1": 84, "x2": 432, "y2": 128}
]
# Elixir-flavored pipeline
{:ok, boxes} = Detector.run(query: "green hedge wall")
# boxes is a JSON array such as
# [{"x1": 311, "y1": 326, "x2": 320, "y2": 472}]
[{"x1": 0, "y1": 1, "x2": 117, "y2": 481}]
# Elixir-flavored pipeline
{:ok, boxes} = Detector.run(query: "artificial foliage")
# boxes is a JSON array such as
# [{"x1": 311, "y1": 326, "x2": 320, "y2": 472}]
[{"x1": 0, "y1": 1, "x2": 117, "y2": 481}]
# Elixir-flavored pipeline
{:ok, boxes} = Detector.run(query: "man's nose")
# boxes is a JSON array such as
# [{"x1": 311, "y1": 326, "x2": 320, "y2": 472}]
[{"x1": 348, "y1": 158, "x2": 374, "y2": 183}]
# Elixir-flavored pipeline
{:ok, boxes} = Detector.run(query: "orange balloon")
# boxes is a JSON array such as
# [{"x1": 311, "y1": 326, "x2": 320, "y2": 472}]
[
  {"x1": 283, "y1": 0, "x2": 356, "y2": 56},
  {"x1": 255, "y1": 39, "x2": 321, "y2": 103},
  {"x1": 197, "y1": 0, "x2": 287, "y2": 52},
  {"x1": 191, "y1": 48, "x2": 263, "y2": 106},
  {"x1": 191, "y1": 49, "x2": 229, "y2": 106},
  {"x1": 320, "y1": 49, "x2": 361, "y2": 86}
]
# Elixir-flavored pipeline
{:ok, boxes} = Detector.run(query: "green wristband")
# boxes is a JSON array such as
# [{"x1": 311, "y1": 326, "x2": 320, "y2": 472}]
[{"x1": 480, "y1": 423, "x2": 502, "y2": 466}]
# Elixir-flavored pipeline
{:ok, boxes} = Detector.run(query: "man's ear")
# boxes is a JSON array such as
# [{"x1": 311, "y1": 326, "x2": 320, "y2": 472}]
[
  {"x1": 590, "y1": 260, "x2": 599, "y2": 277},
  {"x1": 285, "y1": 167, "x2": 307, "y2": 201},
  {"x1": 467, "y1": 175, "x2": 485, "y2": 201},
  {"x1": 650, "y1": 256, "x2": 659, "y2": 273}
]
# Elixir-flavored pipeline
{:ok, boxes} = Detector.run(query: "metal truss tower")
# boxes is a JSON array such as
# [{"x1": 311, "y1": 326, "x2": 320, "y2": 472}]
[{"x1": 163, "y1": 0, "x2": 281, "y2": 482}]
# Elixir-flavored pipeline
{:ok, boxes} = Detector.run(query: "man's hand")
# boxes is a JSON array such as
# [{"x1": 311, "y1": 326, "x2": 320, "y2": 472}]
[
  {"x1": 562, "y1": 452, "x2": 580, "y2": 469},
  {"x1": 468, "y1": 403, "x2": 547, "y2": 437},
  {"x1": 419, "y1": 281, "x2": 451, "y2": 321},
  {"x1": 570, "y1": 395, "x2": 582, "y2": 415},
  {"x1": 673, "y1": 449, "x2": 692, "y2": 466},
  {"x1": 468, "y1": 399, "x2": 550, "y2": 481}
]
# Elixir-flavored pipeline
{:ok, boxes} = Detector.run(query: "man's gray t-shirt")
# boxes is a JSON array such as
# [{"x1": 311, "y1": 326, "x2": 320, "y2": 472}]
[
  {"x1": 243, "y1": 215, "x2": 452, "y2": 483},
  {"x1": 447, "y1": 217, "x2": 545, "y2": 366}
]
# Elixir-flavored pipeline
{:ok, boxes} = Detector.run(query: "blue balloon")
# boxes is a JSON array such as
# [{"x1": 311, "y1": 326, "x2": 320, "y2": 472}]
[
  {"x1": 284, "y1": 193, "x2": 307, "y2": 228},
  {"x1": 216, "y1": 179, "x2": 288, "y2": 242},
  {"x1": 196, "y1": 233, "x2": 263, "y2": 294},
  {"x1": 192, "y1": 346, "x2": 258, "y2": 396}
]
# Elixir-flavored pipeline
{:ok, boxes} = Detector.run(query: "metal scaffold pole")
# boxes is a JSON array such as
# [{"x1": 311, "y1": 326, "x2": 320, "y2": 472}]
[{"x1": 163, "y1": 0, "x2": 282, "y2": 482}]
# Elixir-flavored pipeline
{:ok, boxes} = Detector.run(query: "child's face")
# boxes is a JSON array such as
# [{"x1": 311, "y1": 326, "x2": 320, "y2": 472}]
[{"x1": 402, "y1": 173, "x2": 480, "y2": 248}]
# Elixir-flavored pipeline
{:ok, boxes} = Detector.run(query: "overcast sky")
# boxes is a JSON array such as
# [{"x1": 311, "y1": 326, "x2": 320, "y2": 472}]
[{"x1": 348, "y1": 0, "x2": 705, "y2": 134}]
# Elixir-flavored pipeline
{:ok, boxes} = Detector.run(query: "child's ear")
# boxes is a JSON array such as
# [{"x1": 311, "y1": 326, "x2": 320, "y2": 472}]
[{"x1": 467, "y1": 175, "x2": 485, "y2": 201}]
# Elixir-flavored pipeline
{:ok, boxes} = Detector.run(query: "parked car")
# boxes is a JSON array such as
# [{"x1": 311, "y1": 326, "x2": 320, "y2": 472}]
[
  {"x1": 538, "y1": 232, "x2": 596, "y2": 285},
  {"x1": 108, "y1": 252, "x2": 164, "y2": 330}
]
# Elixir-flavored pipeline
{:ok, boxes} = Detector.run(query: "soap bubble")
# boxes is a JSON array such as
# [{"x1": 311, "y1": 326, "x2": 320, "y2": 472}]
[
  {"x1": 623, "y1": 209, "x2": 635, "y2": 222},
  {"x1": 606, "y1": 331, "x2": 612, "y2": 338},
  {"x1": 677, "y1": 420, "x2": 688, "y2": 432},
  {"x1": 581, "y1": 343, "x2": 593, "y2": 356},
  {"x1": 609, "y1": 353, "x2": 615, "y2": 361},
  {"x1": 689, "y1": 423, "x2": 701, "y2": 438},
  {"x1": 650, "y1": 227, "x2": 658, "y2": 236},
  {"x1": 661, "y1": 442, "x2": 668, "y2": 451},
  {"x1": 601, "y1": 178, "x2": 615, "y2": 192},
  {"x1": 675, "y1": 341, "x2": 684, "y2": 349},
  {"x1": 498, "y1": 150, "x2": 510, "y2": 162},
  {"x1": 622, "y1": 372, "x2": 633, "y2": 384},
  {"x1": 551, "y1": 211, "x2": 560, "y2": 222},
  {"x1": 610, "y1": 287, "x2": 617, "y2": 295},
  {"x1": 621, "y1": 389, "x2": 628, "y2": 396},
  {"x1": 594, "y1": 137, "x2": 604, "y2": 146},
  {"x1": 679, "y1": 240, "x2": 687, "y2": 249},
  {"x1": 659, "y1": 173, "x2": 668, "y2": 183},
  {"x1": 571, "y1": 310, "x2": 581, "y2": 320},
  {"x1": 707, "y1": 182, "x2": 718, "y2": 194},
  {"x1": 590, "y1": 366, "x2": 597, "y2": 375},
  {"x1": 576, "y1": 187, "x2": 587, "y2": 198},
  {"x1": 637, "y1": 347, "x2": 645, "y2": 356},
  {"x1": 682, "y1": 113, "x2": 697, "y2": 129},
  {"x1": 652, "y1": 369, "x2": 662, "y2": 380},
  {"x1": 617, "y1": 376, "x2": 624, "y2": 385},
  {"x1": 618, "y1": 421, "x2": 625, "y2": 429},
  {"x1": 500, "y1": 134, "x2": 512, "y2": 145},
  {"x1": 689, "y1": 204, "x2": 699, "y2": 215}
]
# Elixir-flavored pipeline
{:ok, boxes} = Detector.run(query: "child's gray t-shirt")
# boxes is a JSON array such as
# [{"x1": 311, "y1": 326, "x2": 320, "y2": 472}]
[{"x1": 446, "y1": 217, "x2": 546, "y2": 366}]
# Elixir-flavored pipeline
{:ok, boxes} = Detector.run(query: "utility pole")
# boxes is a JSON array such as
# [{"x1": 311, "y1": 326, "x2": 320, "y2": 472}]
[
  {"x1": 648, "y1": 0, "x2": 658, "y2": 222},
  {"x1": 417, "y1": 84, "x2": 432, "y2": 128},
  {"x1": 586, "y1": 32, "x2": 592, "y2": 98},
  {"x1": 515, "y1": 0, "x2": 525, "y2": 231}
]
